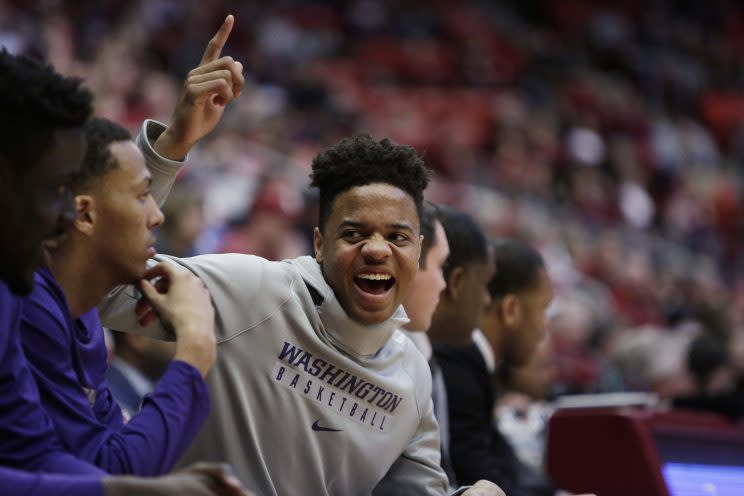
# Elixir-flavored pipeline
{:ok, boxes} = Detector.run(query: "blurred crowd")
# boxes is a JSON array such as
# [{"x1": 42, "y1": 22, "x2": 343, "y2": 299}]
[{"x1": 4, "y1": 0, "x2": 744, "y2": 404}]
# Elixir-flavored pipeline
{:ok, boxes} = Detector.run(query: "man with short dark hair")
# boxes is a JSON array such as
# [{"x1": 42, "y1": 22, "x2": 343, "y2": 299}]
[
  {"x1": 435, "y1": 237, "x2": 566, "y2": 496},
  {"x1": 0, "y1": 45, "x2": 96, "y2": 477},
  {"x1": 19, "y1": 15, "x2": 245, "y2": 476},
  {"x1": 102, "y1": 135, "x2": 504, "y2": 495},
  {"x1": 400, "y1": 202, "x2": 457, "y2": 486},
  {"x1": 427, "y1": 206, "x2": 494, "y2": 349},
  {"x1": 0, "y1": 46, "x2": 249, "y2": 496}
]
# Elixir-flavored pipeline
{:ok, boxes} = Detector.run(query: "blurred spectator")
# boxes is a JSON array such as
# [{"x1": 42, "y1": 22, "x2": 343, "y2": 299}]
[
  {"x1": 107, "y1": 332, "x2": 176, "y2": 418},
  {"x1": 495, "y1": 339, "x2": 556, "y2": 477},
  {"x1": 157, "y1": 177, "x2": 209, "y2": 258},
  {"x1": 672, "y1": 332, "x2": 744, "y2": 418},
  {"x1": 609, "y1": 324, "x2": 696, "y2": 400},
  {"x1": 3, "y1": 0, "x2": 743, "y2": 403}
]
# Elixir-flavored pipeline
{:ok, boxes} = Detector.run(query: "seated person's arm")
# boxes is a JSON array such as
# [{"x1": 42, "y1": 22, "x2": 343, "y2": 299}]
[{"x1": 21, "y1": 264, "x2": 215, "y2": 475}]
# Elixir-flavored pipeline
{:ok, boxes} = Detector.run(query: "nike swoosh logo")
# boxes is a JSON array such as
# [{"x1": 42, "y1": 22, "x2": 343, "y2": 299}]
[{"x1": 312, "y1": 419, "x2": 343, "y2": 432}]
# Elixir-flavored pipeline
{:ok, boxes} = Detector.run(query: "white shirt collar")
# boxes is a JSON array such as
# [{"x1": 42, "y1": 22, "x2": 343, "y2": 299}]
[
  {"x1": 472, "y1": 328, "x2": 496, "y2": 373},
  {"x1": 401, "y1": 330, "x2": 433, "y2": 361}
]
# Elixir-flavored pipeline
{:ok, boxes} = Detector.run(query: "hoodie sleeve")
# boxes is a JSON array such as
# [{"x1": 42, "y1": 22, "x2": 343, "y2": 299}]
[
  {"x1": 136, "y1": 119, "x2": 187, "y2": 206},
  {"x1": 372, "y1": 395, "x2": 450, "y2": 496},
  {"x1": 100, "y1": 253, "x2": 288, "y2": 344},
  {"x1": 372, "y1": 342, "x2": 450, "y2": 496}
]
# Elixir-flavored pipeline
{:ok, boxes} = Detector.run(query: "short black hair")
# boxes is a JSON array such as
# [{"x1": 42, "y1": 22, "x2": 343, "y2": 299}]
[
  {"x1": 488, "y1": 238, "x2": 545, "y2": 299},
  {"x1": 309, "y1": 134, "x2": 431, "y2": 230},
  {"x1": 687, "y1": 333, "x2": 729, "y2": 390},
  {"x1": 74, "y1": 117, "x2": 132, "y2": 191},
  {"x1": 419, "y1": 201, "x2": 441, "y2": 269},
  {"x1": 438, "y1": 205, "x2": 488, "y2": 281},
  {"x1": 0, "y1": 49, "x2": 92, "y2": 173}
]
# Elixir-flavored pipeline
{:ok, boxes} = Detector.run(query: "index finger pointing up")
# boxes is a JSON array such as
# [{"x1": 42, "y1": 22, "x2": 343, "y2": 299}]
[{"x1": 200, "y1": 14, "x2": 234, "y2": 65}]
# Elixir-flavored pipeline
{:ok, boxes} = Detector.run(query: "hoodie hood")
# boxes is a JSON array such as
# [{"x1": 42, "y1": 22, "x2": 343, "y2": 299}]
[{"x1": 286, "y1": 256, "x2": 409, "y2": 358}]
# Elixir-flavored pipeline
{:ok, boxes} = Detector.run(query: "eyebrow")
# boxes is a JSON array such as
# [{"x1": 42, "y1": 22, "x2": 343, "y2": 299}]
[{"x1": 337, "y1": 220, "x2": 415, "y2": 232}]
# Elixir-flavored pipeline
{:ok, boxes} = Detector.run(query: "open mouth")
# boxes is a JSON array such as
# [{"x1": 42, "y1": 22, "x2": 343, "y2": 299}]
[{"x1": 354, "y1": 273, "x2": 396, "y2": 295}]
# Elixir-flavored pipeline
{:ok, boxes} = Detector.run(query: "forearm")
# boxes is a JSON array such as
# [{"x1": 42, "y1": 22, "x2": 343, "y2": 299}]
[
  {"x1": 95, "y1": 361, "x2": 210, "y2": 475},
  {"x1": 136, "y1": 120, "x2": 186, "y2": 206},
  {"x1": 0, "y1": 467, "x2": 104, "y2": 496},
  {"x1": 102, "y1": 476, "x2": 168, "y2": 496}
]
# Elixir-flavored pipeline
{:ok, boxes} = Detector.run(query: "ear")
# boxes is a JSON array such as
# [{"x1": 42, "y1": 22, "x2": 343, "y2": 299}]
[
  {"x1": 501, "y1": 294, "x2": 522, "y2": 328},
  {"x1": 73, "y1": 194, "x2": 96, "y2": 236},
  {"x1": 444, "y1": 266, "x2": 465, "y2": 301},
  {"x1": 313, "y1": 226, "x2": 323, "y2": 263}
]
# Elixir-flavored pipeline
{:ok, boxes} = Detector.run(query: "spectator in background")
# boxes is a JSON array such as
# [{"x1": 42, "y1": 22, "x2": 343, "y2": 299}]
[
  {"x1": 672, "y1": 332, "x2": 744, "y2": 418},
  {"x1": 107, "y1": 331, "x2": 175, "y2": 418},
  {"x1": 686, "y1": 333, "x2": 735, "y2": 397},
  {"x1": 609, "y1": 325, "x2": 696, "y2": 400},
  {"x1": 495, "y1": 339, "x2": 557, "y2": 477},
  {"x1": 156, "y1": 177, "x2": 208, "y2": 258},
  {"x1": 218, "y1": 179, "x2": 310, "y2": 260},
  {"x1": 0, "y1": 46, "x2": 248, "y2": 496}
]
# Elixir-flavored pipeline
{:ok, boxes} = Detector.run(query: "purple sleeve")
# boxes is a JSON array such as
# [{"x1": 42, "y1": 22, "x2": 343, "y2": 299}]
[
  {"x1": 20, "y1": 289, "x2": 210, "y2": 476},
  {"x1": 0, "y1": 285, "x2": 104, "y2": 476},
  {"x1": 122, "y1": 360, "x2": 212, "y2": 472},
  {"x1": 0, "y1": 467, "x2": 104, "y2": 496}
]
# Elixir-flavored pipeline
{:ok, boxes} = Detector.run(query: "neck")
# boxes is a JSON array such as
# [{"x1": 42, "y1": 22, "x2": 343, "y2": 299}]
[
  {"x1": 428, "y1": 310, "x2": 473, "y2": 347},
  {"x1": 48, "y1": 241, "x2": 116, "y2": 319},
  {"x1": 479, "y1": 313, "x2": 505, "y2": 358}
]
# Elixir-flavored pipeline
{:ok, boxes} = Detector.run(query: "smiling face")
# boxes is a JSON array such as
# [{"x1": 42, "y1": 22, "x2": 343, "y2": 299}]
[
  {"x1": 88, "y1": 141, "x2": 164, "y2": 284},
  {"x1": 0, "y1": 127, "x2": 85, "y2": 294},
  {"x1": 403, "y1": 219, "x2": 450, "y2": 332},
  {"x1": 314, "y1": 183, "x2": 421, "y2": 325}
]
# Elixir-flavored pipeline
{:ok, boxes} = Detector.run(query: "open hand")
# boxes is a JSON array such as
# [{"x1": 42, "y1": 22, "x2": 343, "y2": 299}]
[
  {"x1": 103, "y1": 462, "x2": 253, "y2": 496},
  {"x1": 461, "y1": 480, "x2": 506, "y2": 496}
]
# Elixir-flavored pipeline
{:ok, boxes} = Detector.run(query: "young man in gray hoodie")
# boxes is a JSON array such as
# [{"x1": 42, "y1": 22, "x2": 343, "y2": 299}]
[{"x1": 101, "y1": 133, "x2": 504, "y2": 496}]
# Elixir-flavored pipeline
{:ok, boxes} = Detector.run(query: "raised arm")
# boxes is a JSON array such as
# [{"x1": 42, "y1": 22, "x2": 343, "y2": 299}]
[
  {"x1": 137, "y1": 14, "x2": 244, "y2": 206},
  {"x1": 153, "y1": 14, "x2": 244, "y2": 161}
]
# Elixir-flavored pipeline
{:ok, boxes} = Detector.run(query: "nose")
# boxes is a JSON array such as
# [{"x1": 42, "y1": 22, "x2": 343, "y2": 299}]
[
  {"x1": 148, "y1": 196, "x2": 165, "y2": 229},
  {"x1": 361, "y1": 235, "x2": 391, "y2": 262}
]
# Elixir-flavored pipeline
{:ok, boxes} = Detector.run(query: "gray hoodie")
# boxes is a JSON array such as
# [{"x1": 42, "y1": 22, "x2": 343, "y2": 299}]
[{"x1": 99, "y1": 121, "x2": 454, "y2": 495}]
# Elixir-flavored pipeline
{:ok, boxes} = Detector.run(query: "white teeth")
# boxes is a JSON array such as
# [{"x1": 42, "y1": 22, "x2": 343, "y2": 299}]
[{"x1": 357, "y1": 273, "x2": 392, "y2": 281}]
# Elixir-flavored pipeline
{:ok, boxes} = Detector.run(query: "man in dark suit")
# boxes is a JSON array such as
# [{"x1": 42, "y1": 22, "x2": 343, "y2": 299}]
[{"x1": 430, "y1": 234, "x2": 561, "y2": 496}]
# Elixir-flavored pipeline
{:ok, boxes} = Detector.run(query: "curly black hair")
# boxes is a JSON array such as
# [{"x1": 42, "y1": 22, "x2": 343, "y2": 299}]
[
  {"x1": 0, "y1": 49, "x2": 92, "y2": 172},
  {"x1": 74, "y1": 117, "x2": 132, "y2": 191},
  {"x1": 309, "y1": 134, "x2": 432, "y2": 230}
]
